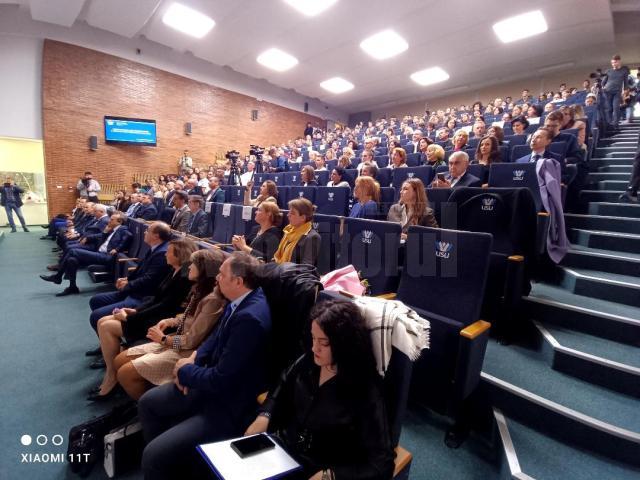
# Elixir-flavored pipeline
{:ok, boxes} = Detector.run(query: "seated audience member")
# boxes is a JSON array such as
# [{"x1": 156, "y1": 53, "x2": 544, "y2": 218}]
[
  {"x1": 186, "y1": 196, "x2": 209, "y2": 238},
  {"x1": 112, "y1": 190, "x2": 129, "y2": 212},
  {"x1": 417, "y1": 136, "x2": 433, "y2": 157},
  {"x1": 232, "y1": 201, "x2": 283, "y2": 262},
  {"x1": 301, "y1": 165, "x2": 318, "y2": 186},
  {"x1": 406, "y1": 130, "x2": 423, "y2": 153},
  {"x1": 170, "y1": 191, "x2": 190, "y2": 232},
  {"x1": 327, "y1": 167, "x2": 351, "y2": 188},
  {"x1": 388, "y1": 179, "x2": 439, "y2": 240},
  {"x1": 472, "y1": 119, "x2": 486, "y2": 138},
  {"x1": 357, "y1": 149, "x2": 376, "y2": 172},
  {"x1": 314, "y1": 156, "x2": 328, "y2": 172},
  {"x1": 126, "y1": 193, "x2": 141, "y2": 216},
  {"x1": 472, "y1": 135, "x2": 502, "y2": 166},
  {"x1": 40, "y1": 213, "x2": 130, "y2": 296},
  {"x1": 361, "y1": 163, "x2": 379, "y2": 179},
  {"x1": 585, "y1": 93, "x2": 596, "y2": 106},
  {"x1": 350, "y1": 176, "x2": 380, "y2": 219},
  {"x1": 527, "y1": 104, "x2": 543, "y2": 120},
  {"x1": 337, "y1": 154, "x2": 352, "y2": 170},
  {"x1": 240, "y1": 161, "x2": 255, "y2": 186},
  {"x1": 487, "y1": 125, "x2": 505, "y2": 144},
  {"x1": 511, "y1": 116, "x2": 530, "y2": 136},
  {"x1": 197, "y1": 172, "x2": 209, "y2": 191},
  {"x1": 134, "y1": 192, "x2": 159, "y2": 221},
  {"x1": 436, "y1": 128, "x2": 450, "y2": 142},
  {"x1": 449, "y1": 129, "x2": 469, "y2": 151},
  {"x1": 244, "y1": 300, "x2": 394, "y2": 480},
  {"x1": 515, "y1": 127, "x2": 563, "y2": 165},
  {"x1": 87, "y1": 221, "x2": 173, "y2": 334},
  {"x1": 185, "y1": 179, "x2": 204, "y2": 197},
  {"x1": 431, "y1": 151, "x2": 482, "y2": 188},
  {"x1": 203, "y1": 176, "x2": 225, "y2": 204},
  {"x1": 273, "y1": 198, "x2": 320, "y2": 265},
  {"x1": 138, "y1": 252, "x2": 272, "y2": 480},
  {"x1": 113, "y1": 248, "x2": 226, "y2": 400},
  {"x1": 423, "y1": 143, "x2": 446, "y2": 167},
  {"x1": 390, "y1": 147, "x2": 408, "y2": 169},
  {"x1": 88, "y1": 238, "x2": 198, "y2": 400},
  {"x1": 569, "y1": 105, "x2": 588, "y2": 149},
  {"x1": 544, "y1": 110, "x2": 585, "y2": 168},
  {"x1": 544, "y1": 102, "x2": 555, "y2": 113},
  {"x1": 244, "y1": 180, "x2": 278, "y2": 207}
]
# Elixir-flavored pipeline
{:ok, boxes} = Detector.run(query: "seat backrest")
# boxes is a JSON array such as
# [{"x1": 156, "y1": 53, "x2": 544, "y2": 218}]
[
  {"x1": 379, "y1": 187, "x2": 396, "y2": 217},
  {"x1": 505, "y1": 135, "x2": 527, "y2": 148},
  {"x1": 231, "y1": 204, "x2": 257, "y2": 237},
  {"x1": 467, "y1": 164, "x2": 488, "y2": 183},
  {"x1": 315, "y1": 187, "x2": 350, "y2": 216},
  {"x1": 487, "y1": 163, "x2": 542, "y2": 211},
  {"x1": 376, "y1": 168, "x2": 392, "y2": 187},
  {"x1": 224, "y1": 186, "x2": 245, "y2": 205},
  {"x1": 337, "y1": 218, "x2": 402, "y2": 295},
  {"x1": 211, "y1": 202, "x2": 234, "y2": 244},
  {"x1": 342, "y1": 169, "x2": 358, "y2": 188},
  {"x1": 511, "y1": 144, "x2": 532, "y2": 161},
  {"x1": 311, "y1": 213, "x2": 341, "y2": 274},
  {"x1": 391, "y1": 166, "x2": 435, "y2": 200},
  {"x1": 549, "y1": 141, "x2": 567, "y2": 158},
  {"x1": 160, "y1": 206, "x2": 175, "y2": 224},
  {"x1": 253, "y1": 172, "x2": 267, "y2": 185},
  {"x1": 316, "y1": 170, "x2": 330, "y2": 186},
  {"x1": 283, "y1": 171, "x2": 301, "y2": 186},
  {"x1": 397, "y1": 226, "x2": 493, "y2": 326},
  {"x1": 375, "y1": 155, "x2": 389, "y2": 168},
  {"x1": 406, "y1": 152, "x2": 421, "y2": 167},
  {"x1": 284, "y1": 186, "x2": 316, "y2": 206}
]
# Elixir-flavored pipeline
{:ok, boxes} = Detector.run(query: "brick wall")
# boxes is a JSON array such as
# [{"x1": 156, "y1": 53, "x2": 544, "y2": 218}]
[{"x1": 42, "y1": 40, "x2": 325, "y2": 215}]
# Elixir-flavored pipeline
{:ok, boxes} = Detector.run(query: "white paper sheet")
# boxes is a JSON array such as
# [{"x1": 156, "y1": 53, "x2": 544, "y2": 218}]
[
  {"x1": 242, "y1": 206, "x2": 253, "y2": 221},
  {"x1": 222, "y1": 203, "x2": 232, "y2": 217},
  {"x1": 197, "y1": 435, "x2": 301, "y2": 480},
  {"x1": 205, "y1": 202, "x2": 212, "y2": 213}
]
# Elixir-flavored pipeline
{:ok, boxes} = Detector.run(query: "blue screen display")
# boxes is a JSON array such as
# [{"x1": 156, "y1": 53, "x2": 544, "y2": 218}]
[{"x1": 104, "y1": 117, "x2": 157, "y2": 146}]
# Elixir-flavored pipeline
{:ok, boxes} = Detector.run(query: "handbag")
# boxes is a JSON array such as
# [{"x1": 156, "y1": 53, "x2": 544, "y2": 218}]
[{"x1": 103, "y1": 420, "x2": 145, "y2": 478}]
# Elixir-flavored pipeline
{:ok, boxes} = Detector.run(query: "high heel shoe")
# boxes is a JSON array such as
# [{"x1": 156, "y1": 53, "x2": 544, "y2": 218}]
[{"x1": 87, "y1": 384, "x2": 123, "y2": 402}]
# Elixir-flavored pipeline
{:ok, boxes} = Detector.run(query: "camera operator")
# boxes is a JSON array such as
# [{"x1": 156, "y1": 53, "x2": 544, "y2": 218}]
[
  {"x1": 1, "y1": 176, "x2": 29, "y2": 232},
  {"x1": 76, "y1": 171, "x2": 101, "y2": 202}
]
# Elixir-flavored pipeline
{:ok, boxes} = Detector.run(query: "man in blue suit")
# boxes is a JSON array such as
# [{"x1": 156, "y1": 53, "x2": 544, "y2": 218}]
[
  {"x1": 186, "y1": 196, "x2": 209, "y2": 238},
  {"x1": 515, "y1": 128, "x2": 564, "y2": 165},
  {"x1": 60, "y1": 203, "x2": 110, "y2": 252},
  {"x1": 203, "y1": 176, "x2": 225, "y2": 204},
  {"x1": 134, "y1": 192, "x2": 158, "y2": 220},
  {"x1": 86, "y1": 221, "x2": 172, "y2": 333},
  {"x1": 431, "y1": 151, "x2": 482, "y2": 188},
  {"x1": 138, "y1": 252, "x2": 271, "y2": 480},
  {"x1": 40, "y1": 213, "x2": 131, "y2": 296}
]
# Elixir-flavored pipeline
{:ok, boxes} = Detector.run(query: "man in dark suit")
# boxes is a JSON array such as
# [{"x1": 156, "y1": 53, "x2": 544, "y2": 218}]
[
  {"x1": 203, "y1": 176, "x2": 225, "y2": 204},
  {"x1": 515, "y1": 128, "x2": 564, "y2": 165},
  {"x1": 431, "y1": 151, "x2": 482, "y2": 188},
  {"x1": 134, "y1": 192, "x2": 158, "y2": 221},
  {"x1": 185, "y1": 179, "x2": 204, "y2": 196},
  {"x1": 40, "y1": 213, "x2": 131, "y2": 296},
  {"x1": 1, "y1": 176, "x2": 28, "y2": 232},
  {"x1": 169, "y1": 191, "x2": 190, "y2": 232},
  {"x1": 186, "y1": 196, "x2": 209, "y2": 238},
  {"x1": 87, "y1": 221, "x2": 172, "y2": 332},
  {"x1": 61, "y1": 203, "x2": 110, "y2": 252},
  {"x1": 138, "y1": 253, "x2": 271, "y2": 479}
]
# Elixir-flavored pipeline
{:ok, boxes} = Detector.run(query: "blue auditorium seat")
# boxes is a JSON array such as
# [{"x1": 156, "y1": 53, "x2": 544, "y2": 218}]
[
  {"x1": 406, "y1": 153, "x2": 421, "y2": 167},
  {"x1": 283, "y1": 186, "x2": 316, "y2": 205},
  {"x1": 223, "y1": 186, "x2": 245, "y2": 204},
  {"x1": 342, "y1": 169, "x2": 358, "y2": 187},
  {"x1": 232, "y1": 204, "x2": 257, "y2": 238},
  {"x1": 160, "y1": 206, "x2": 175, "y2": 224},
  {"x1": 337, "y1": 217, "x2": 402, "y2": 295},
  {"x1": 311, "y1": 213, "x2": 342, "y2": 275},
  {"x1": 211, "y1": 202, "x2": 234, "y2": 244},
  {"x1": 283, "y1": 171, "x2": 301, "y2": 186},
  {"x1": 376, "y1": 168, "x2": 392, "y2": 187},
  {"x1": 391, "y1": 166, "x2": 435, "y2": 200},
  {"x1": 425, "y1": 187, "x2": 454, "y2": 227},
  {"x1": 379, "y1": 187, "x2": 396, "y2": 217},
  {"x1": 488, "y1": 163, "x2": 542, "y2": 211},
  {"x1": 315, "y1": 187, "x2": 350, "y2": 216},
  {"x1": 375, "y1": 155, "x2": 389, "y2": 168},
  {"x1": 549, "y1": 141, "x2": 567, "y2": 158},
  {"x1": 511, "y1": 144, "x2": 532, "y2": 161},
  {"x1": 316, "y1": 170, "x2": 330, "y2": 186}
]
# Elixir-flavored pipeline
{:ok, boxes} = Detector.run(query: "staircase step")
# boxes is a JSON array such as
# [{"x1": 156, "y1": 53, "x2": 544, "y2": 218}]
[
  {"x1": 525, "y1": 282, "x2": 640, "y2": 343},
  {"x1": 591, "y1": 180, "x2": 630, "y2": 191},
  {"x1": 602, "y1": 135, "x2": 640, "y2": 141},
  {"x1": 579, "y1": 190, "x2": 626, "y2": 203},
  {"x1": 561, "y1": 246, "x2": 640, "y2": 277},
  {"x1": 595, "y1": 148, "x2": 638, "y2": 157},
  {"x1": 587, "y1": 202, "x2": 640, "y2": 218},
  {"x1": 588, "y1": 172, "x2": 633, "y2": 182},
  {"x1": 534, "y1": 320, "x2": 640, "y2": 397},
  {"x1": 590, "y1": 158, "x2": 635, "y2": 169},
  {"x1": 481, "y1": 340, "x2": 640, "y2": 466},
  {"x1": 599, "y1": 140, "x2": 639, "y2": 148},
  {"x1": 494, "y1": 410, "x2": 640, "y2": 480},
  {"x1": 564, "y1": 213, "x2": 640, "y2": 234},
  {"x1": 596, "y1": 165, "x2": 633, "y2": 173},
  {"x1": 553, "y1": 266, "x2": 640, "y2": 308},
  {"x1": 570, "y1": 228, "x2": 640, "y2": 254}
]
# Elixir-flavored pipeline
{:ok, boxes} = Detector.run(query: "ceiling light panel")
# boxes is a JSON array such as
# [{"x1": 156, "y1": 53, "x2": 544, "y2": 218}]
[
  {"x1": 162, "y1": 3, "x2": 215, "y2": 39},
  {"x1": 320, "y1": 77, "x2": 354, "y2": 94},
  {"x1": 360, "y1": 29, "x2": 409, "y2": 60},
  {"x1": 283, "y1": 0, "x2": 338, "y2": 17},
  {"x1": 493, "y1": 10, "x2": 548, "y2": 43},
  {"x1": 257, "y1": 48, "x2": 299, "y2": 72},
  {"x1": 410, "y1": 67, "x2": 450, "y2": 86}
]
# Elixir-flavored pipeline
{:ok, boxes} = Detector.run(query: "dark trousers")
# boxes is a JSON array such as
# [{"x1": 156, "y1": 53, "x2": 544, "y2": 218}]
[
  {"x1": 56, "y1": 249, "x2": 113, "y2": 287},
  {"x1": 4, "y1": 204, "x2": 26, "y2": 229},
  {"x1": 138, "y1": 383, "x2": 240, "y2": 480},
  {"x1": 88, "y1": 290, "x2": 143, "y2": 332},
  {"x1": 627, "y1": 141, "x2": 640, "y2": 195},
  {"x1": 604, "y1": 90, "x2": 622, "y2": 126}
]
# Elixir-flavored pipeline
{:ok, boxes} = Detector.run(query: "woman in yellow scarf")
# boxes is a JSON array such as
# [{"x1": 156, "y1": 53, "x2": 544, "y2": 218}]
[{"x1": 273, "y1": 198, "x2": 321, "y2": 265}]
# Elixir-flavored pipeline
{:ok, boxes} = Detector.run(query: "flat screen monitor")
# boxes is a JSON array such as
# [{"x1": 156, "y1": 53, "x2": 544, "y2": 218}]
[{"x1": 104, "y1": 116, "x2": 157, "y2": 146}]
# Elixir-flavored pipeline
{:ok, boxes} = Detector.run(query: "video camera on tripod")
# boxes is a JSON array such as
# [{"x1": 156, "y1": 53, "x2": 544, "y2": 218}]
[
  {"x1": 225, "y1": 150, "x2": 242, "y2": 186},
  {"x1": 249, "y1": 145, "x2": 269, "y2": 173}
]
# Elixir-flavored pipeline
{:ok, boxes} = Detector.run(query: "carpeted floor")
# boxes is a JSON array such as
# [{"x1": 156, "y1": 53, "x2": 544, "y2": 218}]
[{"x1": 0, "y1": 229, "x2": 501, "y2": 479}]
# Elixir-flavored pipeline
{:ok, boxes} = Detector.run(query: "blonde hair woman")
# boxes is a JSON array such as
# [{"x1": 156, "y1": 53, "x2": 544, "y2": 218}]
[{"x1": 349, "y1": 176, "x2": 380, "y2": 219}]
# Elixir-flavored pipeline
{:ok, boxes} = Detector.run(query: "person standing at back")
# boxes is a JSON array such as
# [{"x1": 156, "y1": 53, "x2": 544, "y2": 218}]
[
  {"x1": 1, "y1": 176, "x2": 29, "y2": 232},
  {"x1": 602, "y1": 54, "x2": 630, "y2": 128},
  {"x1": 76, "y1": 171, "x2": 101, "y2": 203}
]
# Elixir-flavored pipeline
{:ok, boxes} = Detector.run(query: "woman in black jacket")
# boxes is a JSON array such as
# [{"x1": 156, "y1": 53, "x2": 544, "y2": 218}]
[
  {"x1": 88, "y1": 238, "x2": 197, "y2": 401},
  {"x1": 231, "y1": 201, "x2": 283, "y2": 262},
  {"x1": 244, "y1": 300, "x2": 395, "y2": 480}
]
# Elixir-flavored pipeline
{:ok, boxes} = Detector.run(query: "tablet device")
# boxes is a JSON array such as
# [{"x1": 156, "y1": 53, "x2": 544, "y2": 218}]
[{"x1": 230, "y1": 434, "x2": 276, "y2": 458}]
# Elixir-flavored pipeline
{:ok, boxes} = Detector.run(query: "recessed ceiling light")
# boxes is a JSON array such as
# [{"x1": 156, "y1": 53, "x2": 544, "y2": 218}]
[
  {"x1": 257, "y1": 48, "x2": 299, "y2": 72},
  {"x1": 283, "y1": 0, "x2": 338, "y2": 16},
  {"x1": 360, "y1": 29, "x2": 408, "y2": 60},
  {"x1": 162, "y1": 3, "x2": 215, "y2": 39},
  {"x1": 410, "y1": 67, "x2": 450, "y2": 86},
  {"x1": 320, "y1": 77, "x2": 354, "y2": 94},
  {"x1": 493, "y1": 10, "x2": 548, "y2": 43}
]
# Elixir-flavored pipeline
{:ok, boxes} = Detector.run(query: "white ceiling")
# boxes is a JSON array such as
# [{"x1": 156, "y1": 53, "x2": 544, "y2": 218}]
[{"x1": 0, "y1": 0, "x2": 625, "y2": 113}]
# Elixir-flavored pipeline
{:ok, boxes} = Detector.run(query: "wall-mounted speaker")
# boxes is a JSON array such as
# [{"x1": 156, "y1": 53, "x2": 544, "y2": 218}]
[
  {"x1": 304, "y1": 102, "x2": 309, "y2": 112},
  {"x1": 89, "y1": 135, "x2": 98, "y2": 150},
  {"x1": 185, "y1": 122, "x2": 192, "y2": 135}
]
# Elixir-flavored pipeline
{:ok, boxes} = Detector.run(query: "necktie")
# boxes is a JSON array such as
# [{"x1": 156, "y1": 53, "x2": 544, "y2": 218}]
[{"x1": 532, "y1": 154, "x2": 541, "y2": 163}]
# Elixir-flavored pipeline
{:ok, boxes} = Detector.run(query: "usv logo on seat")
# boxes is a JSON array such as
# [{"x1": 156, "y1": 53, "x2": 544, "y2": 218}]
[
  {"x1": 312, "y1": 222, "x2": 319, "y2": 230},
  {"x1": 481, "y1": 198, "x2": 496, "y2": 211},
  {"x1": 435, "y1": 241, "x2": 453, "y2": 259},
  {"x1": 362, "y1": 230, "x2": 373, "y2": 244},
  {"x1": 328, "y1": 192, "x2": 334, "y2": 201},
  {"x1": 512, "y1": 170, "x2": 525, "y2": 181},
  {"x1": 407, "y1": 172, "x2": 415, "y2": 178}
]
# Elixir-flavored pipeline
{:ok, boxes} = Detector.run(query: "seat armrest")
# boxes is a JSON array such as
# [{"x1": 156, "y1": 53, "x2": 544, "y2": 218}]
[
  {"x1": 257, "y1": 392, "x2": 267, "y2": 405},
  {"x1": 118, "y1": 257, "x2": 139, "y2": 263},
  {"x1": 377, "y1": 293, "x2": 397, "y2": 300},
  {"x1": 393, "y1": 446, "x2": 412, "y2": 478},
  {"x1": 453, "y1": 320, "x2": 491, "y2": 405},
  {"x1": 460, "y1": 320, "x2": 491, "y2": 339}
]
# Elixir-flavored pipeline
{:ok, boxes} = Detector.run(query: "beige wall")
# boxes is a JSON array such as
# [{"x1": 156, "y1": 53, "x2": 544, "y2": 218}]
[{"x1": 371, "y1": 67, "x2": 599, "y2": 119}]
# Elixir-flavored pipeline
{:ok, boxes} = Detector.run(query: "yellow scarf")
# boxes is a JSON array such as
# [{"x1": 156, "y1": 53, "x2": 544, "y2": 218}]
[{"x1": 273, "y1": 221, "x2": 312, "y2": 264}]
